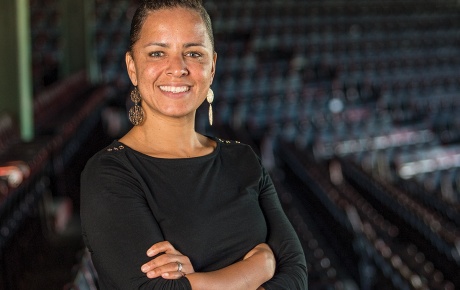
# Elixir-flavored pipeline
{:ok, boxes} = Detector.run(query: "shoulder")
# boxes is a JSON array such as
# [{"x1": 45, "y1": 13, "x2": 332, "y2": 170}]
[
  {"x1": 213, "y1": 136, "x2": 263, "y2": 167},
  {"x1": 81, "y1": 141, "x2": 143, "y2": 199},
  {"x1": 215, "y1": 137, "x2": 256, "y2": 155},
  {"x1": 82, "y1": 141, "x2": 131, "y2": 179}
]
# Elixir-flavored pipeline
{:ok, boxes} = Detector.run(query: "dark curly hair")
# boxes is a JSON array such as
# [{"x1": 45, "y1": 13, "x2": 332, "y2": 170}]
[{"x1": 128, "y1": 0, "x2": 214, "y2": 53}]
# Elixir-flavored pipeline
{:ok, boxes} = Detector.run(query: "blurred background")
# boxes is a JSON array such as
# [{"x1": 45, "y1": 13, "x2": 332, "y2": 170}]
[{"x1": 0, "y1": 0, "x2": 460, "y2": 289}]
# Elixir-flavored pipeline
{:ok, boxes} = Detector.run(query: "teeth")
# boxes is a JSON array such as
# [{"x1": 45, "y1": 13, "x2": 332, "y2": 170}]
[{"x1": 160, "y1": 86, "x2": 189, "y2": 93}]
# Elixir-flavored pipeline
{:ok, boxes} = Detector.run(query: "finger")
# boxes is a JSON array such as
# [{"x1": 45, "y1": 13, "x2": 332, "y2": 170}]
[
  {"x1": 160, "y1": 261, "x2": 187, "y2": 279},
  {"x1": 141, "y1": 254, "x2": 183, "y2": 274},
  {"x1": 146, "y1": 241, "x2": 173, "y2": 257},
  {"x1": 161, "y1": 271, "x2": 186, "y2": 280},
  {"x1": 147, "y1": 241, "x2": 182, "y2": 257},
  {"x1": 144, "y1": 261, "x2": 185, "y2": 279}
]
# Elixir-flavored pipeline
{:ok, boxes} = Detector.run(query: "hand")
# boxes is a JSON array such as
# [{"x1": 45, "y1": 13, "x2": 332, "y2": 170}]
[{"x1": 141, "y1": 241, "x2": 195, "y2": 279}]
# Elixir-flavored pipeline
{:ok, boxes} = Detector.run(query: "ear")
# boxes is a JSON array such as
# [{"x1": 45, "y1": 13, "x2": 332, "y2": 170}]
[
  {"x1": 125, "y1": 51, "x2": 138, "y2": 86},
  {"x1": 210, "y1": 52, "x2": 217, "y2": 85}
]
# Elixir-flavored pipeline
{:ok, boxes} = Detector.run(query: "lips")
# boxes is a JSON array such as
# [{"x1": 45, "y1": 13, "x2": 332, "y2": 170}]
[{"x1": 159, "y1": 86, "x2": 190, "y2": 93}]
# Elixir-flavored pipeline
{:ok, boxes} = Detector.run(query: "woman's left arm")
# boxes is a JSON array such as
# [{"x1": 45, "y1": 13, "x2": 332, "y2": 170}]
[{"x1": 258, "y1": 166, "x2": 309, "y2": 290}]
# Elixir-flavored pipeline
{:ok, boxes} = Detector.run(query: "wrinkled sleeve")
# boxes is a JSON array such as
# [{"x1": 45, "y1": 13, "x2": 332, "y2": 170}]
[
  {"x1": 258, "y1": 167, "x2": 309, "y2": 290},
  {"x1": 80, "y1": 153, "x2": 192, "y2": 290}
]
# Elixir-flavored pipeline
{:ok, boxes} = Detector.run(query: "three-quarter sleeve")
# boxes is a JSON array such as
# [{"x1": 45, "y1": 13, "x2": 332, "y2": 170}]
[
  {"x1": 258, "y1": 166, "x2": 309, "y2": 289},
  {"x1": 80, "y1": 153, "x2": 192, "y2": 290}
]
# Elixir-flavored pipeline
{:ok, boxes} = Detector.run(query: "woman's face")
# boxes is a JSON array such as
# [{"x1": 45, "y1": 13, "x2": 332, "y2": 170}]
[{"x1": 126, "y1": 7, "x2": 216, "y2": 123}]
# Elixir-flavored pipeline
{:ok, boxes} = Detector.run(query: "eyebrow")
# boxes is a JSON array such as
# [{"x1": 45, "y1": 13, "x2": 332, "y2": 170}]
[{"x1": 144, "y1": 42, "x2": 206, "y2": 48}]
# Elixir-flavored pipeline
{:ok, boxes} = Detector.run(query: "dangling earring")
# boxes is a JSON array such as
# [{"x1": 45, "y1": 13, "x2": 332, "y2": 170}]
[
  {"x1": 207, "y1": 88, "x2": 214, "y2": 126},
  {"x1": 128, "y1": 86, "x2": 145, "y2": 126}
]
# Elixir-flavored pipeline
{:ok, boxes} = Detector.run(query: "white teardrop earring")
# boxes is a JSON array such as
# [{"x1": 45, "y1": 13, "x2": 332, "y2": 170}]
[{"x1": 207, "y1": 88, "x2": 214, "y2": 126}]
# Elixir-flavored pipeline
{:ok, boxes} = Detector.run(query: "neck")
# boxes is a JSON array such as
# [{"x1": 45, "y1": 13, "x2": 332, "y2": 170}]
[{"x1": 121, "y1": 114, "x2": 212, "y2": 158}]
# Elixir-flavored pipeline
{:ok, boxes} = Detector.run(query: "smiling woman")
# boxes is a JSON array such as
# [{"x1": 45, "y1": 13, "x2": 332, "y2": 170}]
[{"x1": 80, "y1": 1, "x2": 308, "y2": 289}]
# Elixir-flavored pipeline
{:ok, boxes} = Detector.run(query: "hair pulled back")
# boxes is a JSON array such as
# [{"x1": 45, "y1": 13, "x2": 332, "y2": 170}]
[{"x1": 128, "y1": 0, "x2": 214, "y2": 53}]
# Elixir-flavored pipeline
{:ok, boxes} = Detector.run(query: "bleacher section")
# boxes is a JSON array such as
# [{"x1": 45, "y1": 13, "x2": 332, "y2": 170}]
[
  {"x1": 0, "y1": 71, "x2": 112, "y2": 289},
  {"x1": 1, "y1": 0, "x2": 459, "y2": 289}
]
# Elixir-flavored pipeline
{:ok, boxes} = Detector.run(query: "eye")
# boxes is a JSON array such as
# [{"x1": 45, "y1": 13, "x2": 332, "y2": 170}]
[
  {"x1": 149, "y1": 51, "x2": 164, "y2": 57},
  {"x1": 186, "y1": 51, "x2": 202, "y2": 58}
]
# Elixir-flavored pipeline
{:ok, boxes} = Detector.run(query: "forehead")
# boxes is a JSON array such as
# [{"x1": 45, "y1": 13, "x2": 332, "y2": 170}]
[{"x1": 139, "y1": 7, "x2": 209, "y2": 43}]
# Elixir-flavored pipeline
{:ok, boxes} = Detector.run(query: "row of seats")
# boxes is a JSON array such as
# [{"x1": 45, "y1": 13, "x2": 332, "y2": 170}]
[
  {"x1": 211, "y1": 0, "x2": 459, "y2": 16},
  {"x1": 279, "y1": 143, "x2": 404, "y2": 289},
  {"x1": 278, "y1": 141, "x2": 458, "y2": 289},
  {"x1": 214, "y1": 15, "x2": 458, "y2": 39},
  {"x1": 340, "y1": 159, "x2": 459, "y2": 286},
  {"x1": 273, "y1": 174, "x2": 358, "y2": 289}
]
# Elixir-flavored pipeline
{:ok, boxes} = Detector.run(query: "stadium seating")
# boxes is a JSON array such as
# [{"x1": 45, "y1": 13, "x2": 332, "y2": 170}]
[{"x1": 2, "y1": 0, "x2": 459, "y2": 289}]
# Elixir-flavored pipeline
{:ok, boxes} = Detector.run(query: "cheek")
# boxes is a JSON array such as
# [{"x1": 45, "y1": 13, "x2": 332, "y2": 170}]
[
  {"x1": 196, "y1": 66, "x2": 214, "y2": 86},
  {"x1": 140, "y1": 65, "x2": 161, "y2": 80},
  {"x1": 190, "y1": 59, "x2": 214, "y2": 77},
  {"x1": 135, "y1": 58, "x2": 162, "y2": 78}
]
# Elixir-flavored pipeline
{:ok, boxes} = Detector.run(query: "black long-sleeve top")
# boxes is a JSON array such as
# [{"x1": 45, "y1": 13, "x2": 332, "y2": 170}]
[{"x1": 80, "y1": 137, "x2": 308, "y2": 289}]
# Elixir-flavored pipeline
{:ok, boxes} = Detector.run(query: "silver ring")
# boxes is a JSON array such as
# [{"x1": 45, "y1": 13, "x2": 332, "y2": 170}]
[{"x1": 176, "y1": 261, "x2": 183, "y2": 272}]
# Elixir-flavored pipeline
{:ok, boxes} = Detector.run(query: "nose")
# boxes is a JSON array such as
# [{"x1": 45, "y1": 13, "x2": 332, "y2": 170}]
[{"x1": 166, "y1": 55, "x2": 189, "y2": 77}]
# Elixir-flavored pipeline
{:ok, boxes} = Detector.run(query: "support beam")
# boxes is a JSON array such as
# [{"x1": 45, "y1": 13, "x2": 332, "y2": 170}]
[{"x1": 0, "y1": 0, "x2": 34, "y2": 141}]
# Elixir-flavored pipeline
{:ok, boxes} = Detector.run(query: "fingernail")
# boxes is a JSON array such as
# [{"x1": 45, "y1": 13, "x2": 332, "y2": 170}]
[
  {"x1": 147, "y1": 250, "x2": 154, "y2": 256},
  {"x1": 141, "y1": 265, "x2": 150, "y2": 272},
  {"x1": 162, "y1": 273, "x2": 169, "y2": 277}
]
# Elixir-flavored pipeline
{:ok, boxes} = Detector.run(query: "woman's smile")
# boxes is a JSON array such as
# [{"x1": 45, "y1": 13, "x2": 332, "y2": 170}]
[
  {"x1": 159, "y1": 86, "x2": 190, "y2": 94},
  {"x1": 158, "y1": 85, "x2": 192, "y2": 100}
]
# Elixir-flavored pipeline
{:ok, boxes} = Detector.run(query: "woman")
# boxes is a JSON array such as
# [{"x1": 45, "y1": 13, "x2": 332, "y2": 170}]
[{"x1": 80, "y1": 0, "x2": 308, "y2": 289}]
